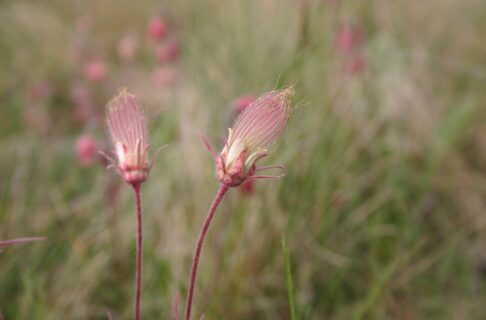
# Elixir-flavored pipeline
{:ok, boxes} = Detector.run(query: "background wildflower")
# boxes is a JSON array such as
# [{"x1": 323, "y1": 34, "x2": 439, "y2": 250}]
[
  {"x1": 83, "y1": 58, "x2": 108, "y2": 83},
  {"x1": 76, "y1": 135, "x2": 98, "y2": 167},
  {"x1": 148, "y1": 16, "x2": 168, "y2": 42}
]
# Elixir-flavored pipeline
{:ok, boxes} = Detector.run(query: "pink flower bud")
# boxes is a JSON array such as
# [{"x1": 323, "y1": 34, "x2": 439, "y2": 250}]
[
  {"x1": 334, "y1": 25, "x2": 363, "y2": 53},
  {"x1": 232, "y1": 95, "x2": 255, "y2": 116},
  {"x1": 155, "y1": 38, "x2": 181, "y2": 63},
  {"x1": 70, "y1": 82, "x2": 97, "y2": 124},
  {"x1": 117, "y1": 33, "x2": 139, "y2": 62},
  {"x1": 217, "y1": 89, "x2": 293, "y2": 187},
  {"x1": 148, "y1": 16, "x2": 168, "y2": 42},
  {"x1": 76, "y1": 135, "x2": 98, "y2": 167},
  {"x1": 83, "y1": 59, "x2": 107, "y2": 82},
  {"x1": 346, "y1": 54, "x2": 366, "y2": 75},
  {"x1": 105, "y1": 90, "x2": 150, "y2": 185},
  {"x1": 152, "y1": 66, "x2": 177, "y2": 87},
  {"x1": 239, "y1": 179, "x2": 255, "y2": 196}
]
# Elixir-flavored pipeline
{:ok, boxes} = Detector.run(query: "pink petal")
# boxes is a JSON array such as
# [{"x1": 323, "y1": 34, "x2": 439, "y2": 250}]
[{"x1": 231, "y1": 89, "x2": 292, "y2": 151}]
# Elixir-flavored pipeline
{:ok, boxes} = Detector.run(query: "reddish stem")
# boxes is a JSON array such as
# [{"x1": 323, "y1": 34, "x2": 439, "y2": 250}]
[
  {"x1": 185, "y1": 184, "x2": 229, "y2": 320},
  {"x1": 0, "y1": 237, "x2": 45, "y2": 248},
  {"x1": 132, "y1": 183, "x2": 143, "y2": 320}
]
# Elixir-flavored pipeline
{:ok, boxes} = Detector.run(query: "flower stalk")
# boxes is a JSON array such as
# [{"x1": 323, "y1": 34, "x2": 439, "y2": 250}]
[
  {"x1": 185, "y1": 184, "x2": 229, "y2": 320},
  {"x1": 133, "y1": 183, "x2": 143, "y2": 320},
  {"x1": 102, "y1": 89, "x2": 160, "y2": 320},
  {"x1": 184, "y1": 88, "x2": 293, "y2": 319}
]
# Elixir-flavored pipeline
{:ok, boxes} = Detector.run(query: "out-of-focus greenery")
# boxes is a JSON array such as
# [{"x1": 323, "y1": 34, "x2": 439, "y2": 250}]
[{"x1": 1, "y1": 0, "x2": 485, "y2": 319}]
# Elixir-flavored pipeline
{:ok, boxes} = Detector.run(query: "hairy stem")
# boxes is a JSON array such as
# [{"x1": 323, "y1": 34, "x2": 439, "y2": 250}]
[
  {"x1": 185, "y1": 184, "x2": 229, "y2": 320},
  {"x1": 133, "y1": 183, "x2": 143, "y2": 320}
]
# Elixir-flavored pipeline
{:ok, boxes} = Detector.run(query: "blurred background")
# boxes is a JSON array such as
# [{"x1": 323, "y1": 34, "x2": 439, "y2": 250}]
[{"x1": 1, "y1": 0, "x2": 485, "y2": 319}]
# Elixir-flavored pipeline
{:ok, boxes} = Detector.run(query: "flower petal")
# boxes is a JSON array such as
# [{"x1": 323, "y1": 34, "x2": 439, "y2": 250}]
[{"x1": 230, "y1": 89, "x2": 292, "y2": 153}]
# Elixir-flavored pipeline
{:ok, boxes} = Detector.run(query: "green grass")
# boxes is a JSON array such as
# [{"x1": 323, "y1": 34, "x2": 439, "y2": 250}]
[
  {"x1": 283, "y1": 236, "x2": 297, "y2": 320},
  {"x1": 0, "y1": 0, "x2": 485, "y2": 319}
]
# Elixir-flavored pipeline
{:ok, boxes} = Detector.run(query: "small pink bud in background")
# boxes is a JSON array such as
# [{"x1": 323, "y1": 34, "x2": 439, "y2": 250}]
[
  {"x1": 232, "y1": 95, "x2": 255, "y2": 115},
  {"x1": 148, "y1": 16, "x2": 168, "y2": 42},
  {"x1": 216, "y1": 89, "x2": 293, "y2": 187},
  {"x1": 83, "y1": 59, "x2": 108, "y2": 83},
  {"x1": 239, "y1": 180, "x2": 255, "y2": 196},
  {"x1": 334, "y1": 25, "x2": 363, "y2": 53},
  {"x1": 26, "y1": 80, "x2": 53, "y2": 104},
  {"x1": 117, "y1": 33, "x2": 139, "y2": 62},
  {"x1": 76, "y1": 135, "x2": 98, "y2": 167},
  {"x1": 152, "y1": 66, "x2": 177, "y2": 87},
  {"x1": 105, "y1": 90, "x2": 151, "y2": 185},
  {"x1": 346, "y1": 54, "x2": 366, "y2": 75},
  {"x1": 155, "y1": 38, "x2": 181, "y2": 63},
  {"x1": 70, "y1": 82, "x2": 97, "y2": 124}
]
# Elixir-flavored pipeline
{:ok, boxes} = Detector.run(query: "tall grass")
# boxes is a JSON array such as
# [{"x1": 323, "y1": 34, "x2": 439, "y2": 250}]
[{"x1": 0, "y1": 0, "x2": 485, "y2": 319}]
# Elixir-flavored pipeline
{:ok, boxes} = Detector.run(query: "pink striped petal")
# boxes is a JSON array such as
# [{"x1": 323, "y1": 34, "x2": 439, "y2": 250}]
[{"x1": 230, "y1": 89, "x2": 292, "y2": 153}]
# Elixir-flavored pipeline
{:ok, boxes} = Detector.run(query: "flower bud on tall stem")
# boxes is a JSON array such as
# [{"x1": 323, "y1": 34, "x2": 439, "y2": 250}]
[
  {"x1": 184, "y1": 88, "x2": 293, "y2": 319},
  {"x1": 103, "y1": 89, "x2": 161, "y2": 320}
]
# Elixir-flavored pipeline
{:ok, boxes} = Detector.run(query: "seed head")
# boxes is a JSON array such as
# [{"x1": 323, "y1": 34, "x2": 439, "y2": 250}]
[
  {"x1": 216, "y1": 89, "x2": 293, "y2": 187},
  {"x1": 105, "y1": 90, "x2": 151, "y2": 185}
]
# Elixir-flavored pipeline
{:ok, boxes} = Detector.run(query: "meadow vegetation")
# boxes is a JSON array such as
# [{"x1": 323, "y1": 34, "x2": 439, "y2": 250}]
[{"x1": 0, "y1": 0, "x2": 485, "y2": 319}]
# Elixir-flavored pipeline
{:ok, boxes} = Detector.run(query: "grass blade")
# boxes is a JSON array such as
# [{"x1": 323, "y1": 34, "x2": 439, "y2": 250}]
[{"x1": 283, "y1": 236, "x2": 297, "y2": 320}]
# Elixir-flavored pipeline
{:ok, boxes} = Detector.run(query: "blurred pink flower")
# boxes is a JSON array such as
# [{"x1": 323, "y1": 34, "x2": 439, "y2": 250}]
[
  {"x1": 70, "y1": 82, "x2": 97, "y2": 124},
  {"x1": 117, "y1": 33, "x2": 139, "y2": 62},
  {"x1": 239, "y1": 179, "x2": 255, "y2": 196},
  {"x1": 334, "y1": 25, "x2": 363, "y2": 53},
  {"x1": 346, "y1": 54, "x2": 366, "y2": 75},
  {"x1": 83, "y1": 59, "x2": 108, "y2": 82},
  {"x1": 148, "y1": 16, "x2": 168, "y2": 42},
  {"x1": 155, "y1": 38, "x2": 181, "y2": 63},
  {"x1": 152, "y1": 66, "x2": 177, "y2": 87},
  {"x1": 232, "y1": 95, "x2": 255, "y2": 115},
  {"x1": 76, "y1": 135, "x2": 98, "y2": 167}
]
